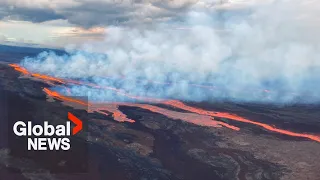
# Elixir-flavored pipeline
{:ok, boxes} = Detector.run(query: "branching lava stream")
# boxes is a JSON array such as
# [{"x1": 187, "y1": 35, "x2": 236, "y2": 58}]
[{"x1": 9, "y1": 63, "x2": 320, "y2": 143}]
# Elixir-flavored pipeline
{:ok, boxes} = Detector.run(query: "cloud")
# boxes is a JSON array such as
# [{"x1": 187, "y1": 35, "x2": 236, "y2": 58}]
[
  {"x1": 20, "y1": 0, "x2": 320, "y2": 104},
  {"x1": 46, "y1": 27, "x2": 105, "y2": 47},
  {"x1": 0, "y1": 0, "x2": 240, "y2": 27},
  {"x1": 0, "y1": 34, "x2": 8, "y2": 42},
  {"x1": 0, "y1": 19, "x2": 107, "y2": 48},
  {"x1": 0, "y1": 6, "x2": 65, "y2": 22}
]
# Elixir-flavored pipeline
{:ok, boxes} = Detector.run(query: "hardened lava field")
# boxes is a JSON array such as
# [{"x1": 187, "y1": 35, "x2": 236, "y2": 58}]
[{"x1": 0, "y1": 48, "x2": 320, "y2": 180}]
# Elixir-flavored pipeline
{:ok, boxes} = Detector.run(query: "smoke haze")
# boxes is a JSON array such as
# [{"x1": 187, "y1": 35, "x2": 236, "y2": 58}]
[{"x1": 20, "y1": 0, "x2": 320, "y2": 104}]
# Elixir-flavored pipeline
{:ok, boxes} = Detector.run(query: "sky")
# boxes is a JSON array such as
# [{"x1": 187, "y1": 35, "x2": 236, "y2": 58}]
[
  {"x1": 0, "y1": 0, "x2": 265, "y2": 47},
  {"x1": 0, "y1": 0, "x2": 319, "y2": 48},
  {"x1": 2, "y1": 0, "x2": 320, "y2": 103}
]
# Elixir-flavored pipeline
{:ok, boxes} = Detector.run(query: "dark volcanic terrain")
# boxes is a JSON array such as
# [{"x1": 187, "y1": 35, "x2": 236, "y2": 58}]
[{"x1": 0, "y1": 46, "x2": 320, "y2": 180}]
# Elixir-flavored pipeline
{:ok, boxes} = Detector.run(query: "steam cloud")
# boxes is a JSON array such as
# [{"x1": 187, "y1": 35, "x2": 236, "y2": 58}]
[{"x1": 21, "y1": 0, "x2": 320, "y2": 104}]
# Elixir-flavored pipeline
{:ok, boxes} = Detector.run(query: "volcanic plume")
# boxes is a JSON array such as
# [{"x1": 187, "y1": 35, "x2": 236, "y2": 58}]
[
  {"x1": 7, "y1": 0, "x2": 320, "y2": 144},
  {"x1": 19, "y1": 0, "x2": 320, "y2": 104}
]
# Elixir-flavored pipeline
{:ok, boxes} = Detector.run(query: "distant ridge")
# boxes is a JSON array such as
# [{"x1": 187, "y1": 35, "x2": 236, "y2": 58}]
[
  {"x1": 0, "y1": 44, "x2": 66, "y2": 63},
  {"x1": 0, "y1": 44, "x2": 64, "y2": 54}
]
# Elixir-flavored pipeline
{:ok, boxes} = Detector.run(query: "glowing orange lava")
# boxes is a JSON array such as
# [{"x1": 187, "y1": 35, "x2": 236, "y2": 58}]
[
  {"x1": 163, "y1": 100, "x2": 320, "y2": 143},
  {"x1": 113, "y1": 110, "x2": 135, "y2": 123},
  {"x1": 10, "y1": 63, "x2": 320, "y2": 143},
  {"x1": 109, "y1": 103, "x2": 239, "y2": 130},
  {"x1": 42, "y1": 88, "x2": 239, "y2": 130},
  {"x1": 63, "y1": 79, "x2": 164, "y2": 102},
  {"x1": 32, "y1": 73, "x2": 65, "y2": 84},
  {"x1": 9, "y1": 64, "x2": 66, "y2": 84},
  {"x1": 9, "y1": 64, "x2": 30, "y2": 75},
  {"x1": 43, "y1": 88, "x2": 88, "y2": 106}
]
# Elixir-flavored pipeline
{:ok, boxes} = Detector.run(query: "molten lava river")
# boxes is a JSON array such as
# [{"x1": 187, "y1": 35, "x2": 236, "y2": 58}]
[{"x1": 9, "y1": 63, "x2": 320, "y2": 143}]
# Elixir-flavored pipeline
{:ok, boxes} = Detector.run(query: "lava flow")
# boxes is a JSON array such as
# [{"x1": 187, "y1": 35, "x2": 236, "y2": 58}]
[
  {"x1": 163, "y1": 100, "x2": 320, "y2": 143},
  {"x1": 9, "y1": 64, "x2": 66, "y2": 85},
  {"x1": 43, "y1": 87, "x2": 239, "y2": 130},
  {"x1": 9, "y1": 63, "x2": 320, "y2": 143}
]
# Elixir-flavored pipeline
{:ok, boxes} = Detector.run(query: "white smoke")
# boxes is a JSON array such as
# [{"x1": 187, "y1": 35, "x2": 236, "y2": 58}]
[{"x1": 21, "y1": 0, "x2": 320, "y2": 104}]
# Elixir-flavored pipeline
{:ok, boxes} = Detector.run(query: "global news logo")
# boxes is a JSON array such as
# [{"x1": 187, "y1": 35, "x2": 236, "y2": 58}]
[{"x1": 12, "y1": 112, "x2": 83, "y2": 151}]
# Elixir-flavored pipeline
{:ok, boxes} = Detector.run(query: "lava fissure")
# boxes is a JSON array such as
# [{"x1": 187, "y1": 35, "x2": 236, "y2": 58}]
[
  {"x1": 163, "y1": 100, "x2": 320, "y2": 143},
  {"x1": 10, "y1": 63, "x2": 320, "y2": 143}
]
